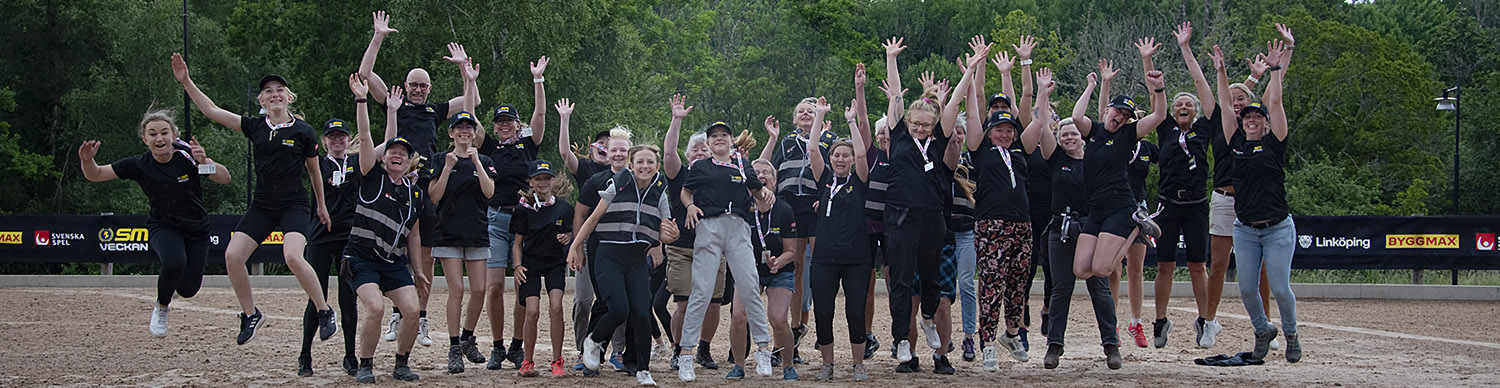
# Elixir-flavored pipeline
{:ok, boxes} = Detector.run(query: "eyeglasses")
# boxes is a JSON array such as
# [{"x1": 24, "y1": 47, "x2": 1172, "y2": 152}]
[
  {"x1": 405, "y1": 82, "x2": 432, "y2": 89},
  {"x1": 908, "y1": 120, "x2": 936, "y2": 128}
]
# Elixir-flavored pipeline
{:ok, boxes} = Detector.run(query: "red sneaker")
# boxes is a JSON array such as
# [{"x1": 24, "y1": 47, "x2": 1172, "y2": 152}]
[
  {"x1": 519, "y1": 360, "x2": 538, "y2": 377},
  {"x1": 1127, "y1": 322, "x2": 1149, "y2": 348},
  {"x1": 551, "y1": 358, "x2": 566, "y2": 377}
]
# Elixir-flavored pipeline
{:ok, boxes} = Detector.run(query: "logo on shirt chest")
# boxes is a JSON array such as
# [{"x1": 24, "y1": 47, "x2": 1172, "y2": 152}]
[
  {"x1": 282, "y1": 139, "x2": 296, "y2": 147},
  {"x1": 177, "y1": 174, "x2": 190, "y2": 183},
  {"x1": 730, "y1": 175, "x2": 745, "y2": 183},
  {"x1": 1233, "y1": 145, "x2": 1264, "y2": 156}
]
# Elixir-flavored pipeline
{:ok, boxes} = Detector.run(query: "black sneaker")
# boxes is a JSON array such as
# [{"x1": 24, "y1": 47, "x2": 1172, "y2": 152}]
[
  {"x1": 864, "y1": 334, "x2": 879, "y2": 360},
  {"x1": 1285, "y1": 332, "x2": 1302, "y2": 363},
  {"x1": 1103, "y1": 345, "x2": 1122, "y2": 370},
  {"x1": 932, "y1": 355, "x2": 955, "y2": 375},
  {"x1": 895, "y1": 358, "x2": 921, "y2": 373},
  {"x1": 769, "y1": 348, "x2": 782, "y2": 367},
  {"x1": 1040, "y1": 312, "x2": 1050, "y2": 336},
  {"x1": 343, "y1": 355, "x2": 359, "y2": 376},
  {"x1": 792, "y1": 325, "x2": 807, "y2": 347},
  {"x1": 448, "y1": 344, "x2": 466, "y2": 373},
  {"x1": 394, "y1": 354, "x2": 420, "y2": 381},
  {"x1": 236, "y1": 309, "x2": 263, "y2": 345},
  {"x1": 1153, "y1": 318, "x2": 1172, "y2": 348},
  {"x1": 317, "y1": 309, "x2": 338, "y2": 341},
  {"x1": 1018, "y1": 328, "x2": 1031, "y2": 352},
  {"x1": 461, "y1": 338, "x2": 487, "y2": 363},
  {"x1": 506, "y1": 343, "x2": 526, "y2": 369},
  {"x1": 1043, "y1": 344, "x2": 1063, "y2": 369},
  {"x1": 696, "y1": 346, "x2": 719, "y2": 369},
  {"x1": 297, "y1": 354, "x2": 313, "y2": 377},
  {"x1": 792, "y1": 348, "x2": 805, "y2": 364},
  {"x1": 355, "y1": 364, "x2": 375, "y2": 383},
  {"x1": 486, "y1": 346, "x2": 505, "y2": 370}
]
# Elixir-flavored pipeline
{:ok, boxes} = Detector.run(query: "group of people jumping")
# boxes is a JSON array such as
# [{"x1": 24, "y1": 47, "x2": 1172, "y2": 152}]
[{"x1": 76, "y1": 10, "x2": 1304, "y2": 385}]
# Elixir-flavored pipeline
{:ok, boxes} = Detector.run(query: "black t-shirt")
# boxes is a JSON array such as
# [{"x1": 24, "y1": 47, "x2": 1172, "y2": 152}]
[
  {"x1": 111, "y1": 143, "x2": 210, "y2": 235},
  {"x1": 1127, "y1": 140, "x2": 1159, "y2": 204},
  {"x1": 666, "y1": 164, "x2": 698, "y2": 248},
  {"x1": 1230, "y1": 132, "x2": 1289, "y2": 223},
  {"x1": 310, "y1": 153, "x2": 361, "y2": 245},
  {"x1": 478, "y1": 136, "x2": 538, "y2": 208},
  {"x1": 574, "y1": 159, "x2": 610, "y2": 188},
  {"x1": 1157, "y1": 117, "x2": 1212, "y2": 200},
  {"x1": 1047, "y1": 151, "x2": 1088, "y2": 217},
  {"x1": 240, "y1": 116, "x2": 319, "y2": 205},
  {"x1": 1084, "y1": 122, "x2": 1138, "y2": 212},
  {"x1": 972, "y1": 138, "x2": 1030, "y2": 222},
  {"x1": 511, "y1": 198, "x2": 574, "y2": 269},
  {"x1": 428, "y1": 152, "x2": 498, "y2": 247},
  {"x1": 1208, "y1": 106, "x2": 1236, "y2": 189},
  {"x1": 885, "y1": 119, "x2": 951, "y2": 211},
  {"x1": 373, "y1": 100, "x2": 451, "y2": 158},
  {"x1": 578, "y1": 168, "x2": 616, "y2": 248},
  {"x1": 683, "y1": 156, "x2": 762, "y2": 225},
  {"x1": 346, "y1": 167, "x2": 427, "y2": 264},
  {"x1": 814, "y1": 170, "x2": 871, "y2": 265},
  {"x1": 1025, "y1": 146, "x2": 1052, "y2": 215},
  {"x1": 946, "y1": 151, "x2": 976, "y2": 232},
  {"x1": 753, "y1": 200, "x2": 796, "y2": 277}
]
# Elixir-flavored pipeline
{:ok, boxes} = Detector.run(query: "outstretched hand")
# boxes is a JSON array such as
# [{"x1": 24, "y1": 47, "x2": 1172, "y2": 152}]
[
  {"x1": 1208, "y1": 45, "x2": 1226, "y2": 70},
  {"x1": 462, "y1": 58, "x2": 480, "y2": 81},
  {"x1": 1248, "y1": 53, "x2": 1269, "y2": 76},
  {"x1": 993, "y1": 51, "x2": 1014, "y2": 73},
  {"x1": 813, "y1": 97, "x2": 831, "y2": 116},
  {"x1": 1264, "y1": 40, "x2": 1288, "y2": 68},
  {"x1": 189, "y1": 137, "x2": 210, "y2": 164},
  {"x1": 1135, "y1": 37, "x2": 1160, "y2": 58},
  {"x1": 372, "y1": 11, "x2": 398, "y2": 37},
  {"x1": 349, "y1": 74, "x2": 369, "y2": 96},
  {"x1": 844, "y1": 102, "x2": 859, "y2": 122},
  {"x1": 1037, "y1": 68, "x2": 1055, "y2": 95},
  {"x1": 531, "y1": 56, "x2": 550, "y2": 78},
  {"x1": 854, "y1": 62, "x2": 867, "y2": 86},
  {"x1": 1014, "y1": 35, "x2": 1036, "y2": 60},
  {"x1": 670, "y1": 94, "x2": 692, "y2": 119},
  {"x1": 763, "y1": 116, "x2": 781, "y2": 139},
  {"x1": 386, "y1": 85, "x2": 404, "y2": 108},
  {"x1": 918, "y1": 71, "x2": 936, "y2": 91},
  {"x1": 883, "y1": 37, "x2": 907, "y2": 57},
  {"x1": 1173, "y1": 21, "x2": 1193, "y2": 46},
  {"x1": 879, "y1": 78, "x2": 908, "y2": 101},
  {"x1": 170, "y1": 53, "x2": 190, "y2": 84},
  {"x1": 78, "y1": 141, "x2": 101, "y2": 162},
  {"x1": 443, "y1": 43, "x2": 468, "y2": 65},
  {"x1": 1099, "y1": 59, "x2": 1120, "y2": 82},
  {"x1": 555, "y1": 98, "x2": 574, "y2": 116},
  {"x1": 1276, "y1": 23, "x2": 1295, "y2": 46}
]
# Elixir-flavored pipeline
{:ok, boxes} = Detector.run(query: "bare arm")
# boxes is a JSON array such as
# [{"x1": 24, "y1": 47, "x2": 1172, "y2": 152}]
[
  {"x1": 1016, "y1": 36, "x2": 1037, "y2": 126},
  {"x1": 1175, "y1": 22, "x2": 1216, "y2": 117},
  {"x1": 846, "y1": 105, "x2": 870, "y2": 181},
  {"x1": 664, "y1": 94, "x2": 691, "y2": 178},
  {"x1": 1211, "y1": 45, "x2": 1237, "y2": 141},
  {"x1": 883, "y1": 37, "x2": 907, "y2": 123},
  {"x1": 528, "y1": 56, "x2": 548, "y2": 144},
  {"x1": 1265, "y1": 30, "x2": 1293, "y2": 141},
  {"x1": 429, "y1": 153, "x2": 456, "y2": 202},
  {"x1": 171, "y1": 53, "x2": 242, "y2": 132},
  {"x1": 758, "y1": 116, "x2": 779, "y2": 162},
  {"x1": 76, "y1": 141, "x2": 117, "y2": 182},
  {"x1": 555, "y1": 99, "x2": 579, "y2": 174},
  {"x1": 1136, "y1": 70, "x2": 1169, "y2": 139},
  {"x1": 1021, "y1": 69, "x2": 1054, "y2": 154},
  {"x1": 306, "y1": 156, "x2": 331, "y2": 230},
  {"x1": 567, "y1": 199, "x2": 610, "y2": 271},
  {"x1": 359, "y1": 11, "x2": 398, "y2": 104},
  {"x1": 1097, "y1": 59, "x2": 1115, "y2": 127},
  {"x1": 475, "y1": 152, "x2": 495, "y2": 199},
  {"x1": 187, "y1": 138, "x2": 233, "y2": 184},
  {"x1": 853, "y1": 63, "x2": 871, "y2": 151},
  {"x1": 808, "y1": 97, "x2": 831, "y2": 179},
  {"x1": 350, "y1": 75, "x2": 378, "y2": 175},
  {"x1": 1072, "y1": 72, "x2": 1097, "y2": 138},
  {"x1": 966, "y1": 69, "x2": 983, "y2": 151},
  {"x1": 942, "y1": 57, "x2": 980, "y2": 145}
]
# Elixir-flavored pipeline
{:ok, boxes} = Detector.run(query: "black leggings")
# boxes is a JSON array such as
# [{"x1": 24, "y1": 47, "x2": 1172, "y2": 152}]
[
  {"x1": 884, "y1": 206, "x2": 946, "y2": 341},
  {"x1": 650, "y1": 257, "x2": 672, "y2": 342},
  {"x1": 812, "y1": 262, "x2": 871, "y2": 346},
  {"x1": 302, "y1": 240, "x2": 359, "y2": 358},
  {"x1": 1024, "y1": 216, "x2": 1053, "y2": 326},
  {"x1": 150, "y1": 227, "x2": 208, "y2": 306},
  {"x1": 590, "y1": 243, "x2": 653, "y2": 371}
]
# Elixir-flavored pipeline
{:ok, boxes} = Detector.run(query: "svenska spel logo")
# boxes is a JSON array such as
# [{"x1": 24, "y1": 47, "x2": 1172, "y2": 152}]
[{"x1": 1477, "y1": 233, "x2": 1495, "y2": 251}]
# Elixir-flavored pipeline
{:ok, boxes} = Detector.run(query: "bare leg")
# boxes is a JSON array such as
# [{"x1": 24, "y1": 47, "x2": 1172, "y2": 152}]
[
  {"x1": 486, "y1": 268, "x2": 507, "y2": 344},
  {"x1": 441, "y1": 257, "x2": 466, "y2": 335},
  {"x1": 464, "y1": 260, "x2": 487, "y2": 332},
  {"x1": 523, "y1": 296, "x2": 540, "y2": 361},
  {"x1": 224, "y1": 232, "x2": 260, "y2": 315},
  {"x1": 1154, "y1": 261, "x2": 1176, "y2": 320},
  {"x1": 1205, "y1": 235, "x2": 1233, "y2": 320},
  {"x1": 548, "y1": 290, "x2": 566, "y2": 361},
  {"x1": 357, "y1": 283, "x2": 385, "y2": 358},
  {"x1": 281, "y1": 233, "x2": 331, "y2": 311},
  {"x1": 1126, "y1": 242, "x2": 1146, "y2": 321}
]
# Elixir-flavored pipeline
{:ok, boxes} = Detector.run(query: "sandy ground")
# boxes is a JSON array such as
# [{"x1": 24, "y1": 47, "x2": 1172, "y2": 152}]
[{"x1": 1, "y1": 286, "x2": 1497, "y2": 388}]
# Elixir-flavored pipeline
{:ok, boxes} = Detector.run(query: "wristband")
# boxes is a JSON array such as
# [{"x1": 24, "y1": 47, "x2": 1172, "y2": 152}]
[
  {"x1": 1266, "y1": 65, "x2": 1282, "y2": 71},
  {"x1": 533, "y1": 77, "x2": 545, "y2": 84},
  {"x1": 354, "y1": 98, "x2": 368, "y2": 103},
  {"x1": 1153, "y1": 88, "x2": 1165, "y2": 93},
  {"x1": 1019, "y1": 59, "x2": 1034, "y2": 66},
  {"x1": 1246, "y1": 75, "x2": 1259, "y2": 84}
]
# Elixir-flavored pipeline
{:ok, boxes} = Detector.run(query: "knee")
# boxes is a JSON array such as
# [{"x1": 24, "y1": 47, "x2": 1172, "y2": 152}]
[
  {"x1": 468, "y1": 286, "x2": 485, "y2": 299},
  {"x1": 549, "y1": 304, "x2": 564, "y2": 317},
  {"x1": 360, "y1": 297, "x2": 382, "y2": 314},
  {"x1": 526, "y1": 306, "x2": 541, "y2": 320}
]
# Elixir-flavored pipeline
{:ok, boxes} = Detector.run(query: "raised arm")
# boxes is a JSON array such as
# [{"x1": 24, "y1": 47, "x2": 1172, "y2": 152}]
[
  {"x1": 1015, "y1": 35, "x2": 1037, "y2": 126},
  {"x1": 1072, "y1": 72, "x2": 1098, "y2": 138},
  {"x1": 76, "y1": 141, "x2": 117, "y2": 182},
  {"x1": 171, "y1": 53, "x2": 242, "y2": 132},
  {"x1": 527, "y1": 56, "x2": 549, "y2": 144},
  {"x1": 758, "y1": 116, "x2": 779, "y2": 162},
  {"x1": 808, "y1": 97, "x2": 831, "y2": 179},
  {"x1": 351, "y1": 75, "x2": 379, "y2": 175},
  {"x1": 555, "y1": 99, "x2": 580, "y2": 174},
  {"x1": 1264, "y1": 32, "x2": 1293, "y2": 141},
  {"x1": 1136, "y1": 70, "x2": 1169, "y2": 138},
  {"x1": 992, "y1": 49, "x2": 1017, "y2": 116},
  {"x1": 943, "y1": 53, "x2": 983, "y2": 144},
  {"x1": 1174, "y1": 22, "x2": 1215, "y2": 117},
  {"x1": 853, "y1": 63, "x2": 871, "y2": 151},
  {"x1": 883, "y1": 37, "x2": 907, "y2": 122},
  {"x1": 359, "y1": 11, "x2": 398, "y2": 104},
  {"x1": 846, "y1": 103, "x2": 870, "y2": 181},
  {"x1": 1135, "y1": 37, "x2": 1160, "y2": 76},
  {"x1": 965, "y1": 60, "x2": 984, "y2": 151},
  {"x1": 664, "y1": 94, "x2": 691, "y2": 177},
  {"x1": 383, "y1": 85, "x2": 403, "y2": 147},
  {"x1": 189, "y1": 138, "x2": 232, "y2": 184},
  {"x1": 1097, "y1": 59, "x2": 1116, "y2": 126},
  {"x1": 1210, "y1": 45, "x2": 1237, "y2": 141},
  {"x1": 1022, "y1": 68, "x2": 1055, "y2": 155}
]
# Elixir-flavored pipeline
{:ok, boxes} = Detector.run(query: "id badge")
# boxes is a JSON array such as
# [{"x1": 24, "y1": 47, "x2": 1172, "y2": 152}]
[
  {"x1": 331, "y1": 171, "x2": 346, "y2": 186},
  {"x1": 197, "y1": 164, "x2": 217, "y2": 175},
  {"x1": 924, "y1": 161, "x2": 934, "y2": 171}
]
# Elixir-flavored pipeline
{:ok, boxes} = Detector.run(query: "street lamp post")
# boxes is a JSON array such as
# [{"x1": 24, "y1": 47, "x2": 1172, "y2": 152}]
[{"x1": 1435, "y1": 84, "x2": 1460, "y2": 214}]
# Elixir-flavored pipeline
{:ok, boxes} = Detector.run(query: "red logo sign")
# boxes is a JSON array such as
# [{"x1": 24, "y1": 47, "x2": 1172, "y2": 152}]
[
  {"x1": 34, "y1": 231, "x2": 49, "y2": 246},
  {"x1": 1478, "y1": 233, "x2": 1495, "y2": 251}
]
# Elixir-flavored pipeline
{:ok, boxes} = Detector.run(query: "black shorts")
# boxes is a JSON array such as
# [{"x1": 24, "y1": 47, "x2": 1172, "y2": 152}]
[
  {"x1": 784, "y1": 196, "x2": 818, "y2": 238},
  {"x1": 519, "y1": 262, "x2": 567, "y2": 305},
  {"x1": 1082, "y1": 206, "x2": 1137, "y2": 238},
  {"x1": 343, "y1": 254, "x2": 415, "y2": 293},
  {"x1": 235, "y1": 201, "x2": 311, "y2": 242},
  {"x1": 1155, "y1": 200, "x2": 1210, "y2": 264}
]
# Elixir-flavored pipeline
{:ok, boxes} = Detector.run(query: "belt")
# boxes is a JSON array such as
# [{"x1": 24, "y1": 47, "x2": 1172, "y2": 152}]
[
  {"x1": 1213, "y1": 188, "x2": 1235, "y2": 197},
  {"x1": 1160, "y1": 189, "x2": 1208, "y2": 205},
  {"x1": 1243, "y1": 218, "x2": 1284, "y2": 229},
  {"x1": 491, "y1": 205, "x2": 517, "y2": 213}
]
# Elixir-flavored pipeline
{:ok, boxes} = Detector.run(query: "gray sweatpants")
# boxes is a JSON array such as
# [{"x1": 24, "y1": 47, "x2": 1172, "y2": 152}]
[{"x1": 680, "y1": 215, "x2": 771, "y2": 350}]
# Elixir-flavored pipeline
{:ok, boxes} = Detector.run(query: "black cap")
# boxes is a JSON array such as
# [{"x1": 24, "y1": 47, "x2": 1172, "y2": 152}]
[
  {"x1": 702, "y1": 121, "x2": 733, "y2": 137},
  {"x1": 988, "y1": 92, "x2": 1012, "y2": 108},
  {"x1": 448, "y1": 111, "x2": 479, "y2": 129},
  {"x1": 322, "y1": 118, "x2": 350, "y2": 135},
  {"x1": 528, "y1": 159, "x2": 556, "y2": 178},
  {"x1": 593, "y1": 130, "x2": 612, "y2": 143},
  {"x1": 1108, "y1": 95, "x2": 1137, "y2": 111},
  {"x1": 984, "y1": 111, "x2": 1020, "y2": 130},
  {"x1": 491, "y1": 104, "x2": 519, "y2": 122},
  {"x1": 387, "y1": 137, "x2": 416, "y2": 154},
  {"x1": 1239, "y1": 102, "x2": 1269, "y2": 118},
  {"x1": 258, "y1": 74, "x2": 290, "y2": 90}
]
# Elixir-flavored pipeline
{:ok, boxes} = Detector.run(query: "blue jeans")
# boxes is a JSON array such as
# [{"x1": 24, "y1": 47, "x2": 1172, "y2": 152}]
[
  {"x1": 486, "y1": 208, "x2": 514, "y2": 268},
  {"x1": 954, "y1": 230, "x2": 977, "y2": 335},
  {"x1": 1233, "y1": 215, "x2": 1298, "y2": 335}
]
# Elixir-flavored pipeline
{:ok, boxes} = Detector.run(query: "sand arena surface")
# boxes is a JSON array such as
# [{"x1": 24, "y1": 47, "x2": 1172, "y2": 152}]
[{"x1": 1, "y1": 286, "x2": 1496, "y2": 387}]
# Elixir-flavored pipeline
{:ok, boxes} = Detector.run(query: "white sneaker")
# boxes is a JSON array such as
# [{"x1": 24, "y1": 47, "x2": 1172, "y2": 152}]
[
  {"x1": 1199, "y1": 320, "x2": 1223, "y2": 348},
  {"x1": 383, "y1": 312, "x2": 400, "y2": 342},
  {"x1": 896, "y1": 340, "x2": 913, "y2": 363},
  {"x1": 754, "y1": 348, "x2": 773, "y2": 377},
  {"x1": 981, "y1": 345, "x2": 998, "y2": 371},
  {"x1": 149, "y1": 305, "x2": 169, "y2": 338},
  {"x1": 676, "y1": 354, "x2": 697, "y2": 381},
  {"x1": 417, "y1": 317, "x2": 433, "y2": 347},
  {"x1": 582, "y1": 337, "x2": 602, "y2": 371},
  {"x1": 636, "y1": 370, "x2": 658, "y2": 386},
  {"x1": 922, "y1": 319, "x2": 942, "y2": 350},
  {"x1": 998, "y1": 333, "x2": 1030, "y2": 362},
  {"x1": 652, "y1": 342, "x2": 672, "y2": 361},
  {"x1": 1270, "y1": 338, "x2": 1282, "y2": 350}
]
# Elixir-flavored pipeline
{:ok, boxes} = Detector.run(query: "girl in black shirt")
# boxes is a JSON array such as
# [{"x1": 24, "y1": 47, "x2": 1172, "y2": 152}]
[
  {"x1": 172, "y1": 54, "x2": 338, "y2": 345},
  {"x1": 78, "y1": 109, "x2": 231, "y2": 339},
  {"x1": 807, "y1": 98, "x2": 873, "y2": 380},
  {"x1": 1022, "y1": 71, "x2": 1121, "y2": 369},
  {"x1": 512, "y1": 160, "x2": 575, "y2": 377},
  {"x1": 297, "y1": 119, "x2": 362, "y2": 376},
  {"x1": 429, "y1": 112, "x2": 497, "y2": 374}
]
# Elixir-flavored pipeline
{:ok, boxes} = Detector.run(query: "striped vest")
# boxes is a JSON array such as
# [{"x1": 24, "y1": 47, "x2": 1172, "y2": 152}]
[
  {"x1": 774, "y1": 130, "x2": 840, "y2": 198},
  {"x1": 865, "y1": 147, "x2": 891, "y2": 221},
  {"x1": 595, "y1": 169, "x2": 669, "y2": 246}
]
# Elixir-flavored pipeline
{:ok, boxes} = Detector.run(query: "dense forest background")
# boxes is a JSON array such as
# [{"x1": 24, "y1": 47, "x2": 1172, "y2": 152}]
[{"x1": 0, "y1": 0, "x2": 1495, "y2": 219}]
